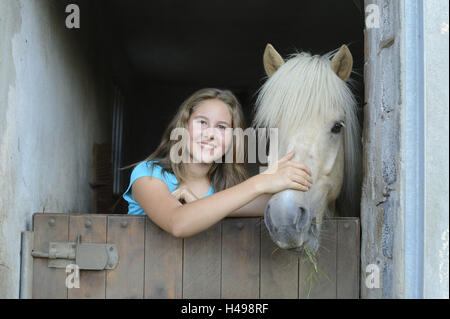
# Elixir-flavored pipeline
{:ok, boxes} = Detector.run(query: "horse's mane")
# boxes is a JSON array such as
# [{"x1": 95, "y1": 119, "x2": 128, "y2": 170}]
[{"x1": 252, "y1": 50, "x2": 362, "y2": 217}]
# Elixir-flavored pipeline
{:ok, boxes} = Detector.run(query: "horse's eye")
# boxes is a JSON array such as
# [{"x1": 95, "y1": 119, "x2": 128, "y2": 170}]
[{"x1": 331, "y1": 122, "x2": 343, "y2": 134}]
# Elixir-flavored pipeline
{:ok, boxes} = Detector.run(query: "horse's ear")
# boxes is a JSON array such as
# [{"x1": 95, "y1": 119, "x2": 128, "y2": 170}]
[
  {"x1": 263, "y1": 43, "x2": 285, "y2": 77},
  {"x1": 330, "y1": 45, "x2": 353, "y2": 81}
]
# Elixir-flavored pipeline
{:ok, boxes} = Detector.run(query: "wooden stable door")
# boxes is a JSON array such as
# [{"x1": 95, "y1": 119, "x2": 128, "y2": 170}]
[{"x1": 28, "y1": 213, "x2": 360, "y2": 299}]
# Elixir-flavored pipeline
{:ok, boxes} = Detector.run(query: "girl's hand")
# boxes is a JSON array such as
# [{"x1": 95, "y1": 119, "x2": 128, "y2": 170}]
[
  {"x1": 171, "y1": 185, "x2": 199, "y2": 204},
  {"x1": 257, "y1": 150, "x2": 313, "y2": 194}
]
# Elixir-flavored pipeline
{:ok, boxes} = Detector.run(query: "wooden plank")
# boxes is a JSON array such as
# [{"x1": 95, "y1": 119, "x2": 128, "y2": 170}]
[
  {"x1": 221, "y1": 218, "x2": 260, "y2": 298},
  {"x1": 337, "y1": 218, "x2": 360, "y2": 299},
  {"x1": 299, "y1": 219, "x2": 337, "y2": 299},
  {"x1": 144, "y1": 218, "x2": 183, "y2": 299},
  {"x1": 183, "y1": 223, "x2": 221, "y2": 299},
  {"x1": 106, "y1": 216, "x2": 145, "y2": 298},
  {"x1": 68, "y1": 215, "x2": 106, "y2": 299},
  {"x1": 32, "y1": 213, "x2": 69, "y2": 299},
  {"x1": 260, "y1": 219, "x2": 299, "y2": 298}
]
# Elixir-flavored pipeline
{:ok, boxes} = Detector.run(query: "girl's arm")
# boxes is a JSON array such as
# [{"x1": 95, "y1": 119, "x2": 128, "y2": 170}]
[
  {"x1": 170, "y1": 182, "x2": 270, "y2": 217},
  {"x1": 132, "y1": 150, "x2": 312, "y2": 238},
  {"x1": 227, "y1": 193, "x2": 272, "y2": 217},
  {"x1": 133, "y1": 174, "x2": 267, "y2": 238}
]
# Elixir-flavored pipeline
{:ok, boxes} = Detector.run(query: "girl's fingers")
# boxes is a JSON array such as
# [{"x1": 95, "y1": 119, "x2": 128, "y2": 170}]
[
  {"x1": 278, "y1": 150, "x2": 295, "y2": 163},
  {"x1": 297, "y1": 169, "x2": 313, "y2": 183},
  {"x1": 290, "y1": 180, "x2": 309, "y2": 192},
  {"x1": 172, "y1": 187, "x2": 189, "y2": 201},
  {"x1": 292, "y1": 174, "x2": 312, "y2": 187},
  {"x1": 186, "y1": 190, "x2": 198, "y2": 202},
  {"x1": 287, "y1": 161, "x2": 312, "y2": 177},
  {"x1": 172, "y1": 186, "x2": 199, "y2": 203},
  {"x1": 263, "y1": 151, "x2": 295, "y2": 175},
  {"x1": 171, "y1": 189, "x2": 181, "y2": 197}
]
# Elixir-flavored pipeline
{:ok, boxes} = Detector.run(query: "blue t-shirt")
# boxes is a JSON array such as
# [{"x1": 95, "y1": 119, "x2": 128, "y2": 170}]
[{"x1": 123, "y1": 160, "x2": 215, "y2": 215}]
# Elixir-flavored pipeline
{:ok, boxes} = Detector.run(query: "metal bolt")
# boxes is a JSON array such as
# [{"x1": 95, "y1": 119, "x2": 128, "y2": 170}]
[
  {"x1": 109, "y1": 246, "x2": 114, "y2": 252},
  {"x1": 121, "y1": 220, "x2": 128, "y2": 228},
  {"x1": 237, "y1": 222, "x2": 244, "y2": 230},
  {"x1": 344, "y1": 222, "x2": 350, "y2": 229},
  {"x1": 48, "y1": 218, "x2": 55, "y2": 226},
  {"x1": 85, "y1": 219, "x2": 92, "y2": 228},
  {"x1": 108, "y1": 263, "x2": 114, "y2": 268}
]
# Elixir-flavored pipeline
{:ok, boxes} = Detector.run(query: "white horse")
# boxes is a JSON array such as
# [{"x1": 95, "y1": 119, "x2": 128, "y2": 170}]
[{"x1": 253, "y1": 44, "x2": 362, "y2": 255}]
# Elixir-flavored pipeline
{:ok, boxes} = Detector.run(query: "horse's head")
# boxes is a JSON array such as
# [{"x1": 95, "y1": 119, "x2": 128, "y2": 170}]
[{"x1": 254, "y1": 44, "x2": 361, "y2": 255}]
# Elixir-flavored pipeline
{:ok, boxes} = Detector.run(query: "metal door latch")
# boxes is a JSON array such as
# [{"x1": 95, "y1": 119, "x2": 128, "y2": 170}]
[{"x1": 31, "y1": 235, "x2": 118, "y2": 270}]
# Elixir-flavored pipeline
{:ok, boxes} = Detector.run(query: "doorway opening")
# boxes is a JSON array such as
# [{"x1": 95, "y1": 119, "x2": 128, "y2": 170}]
[{"x1": 77, "y1": 0, "x2": 365, "y2": 214}]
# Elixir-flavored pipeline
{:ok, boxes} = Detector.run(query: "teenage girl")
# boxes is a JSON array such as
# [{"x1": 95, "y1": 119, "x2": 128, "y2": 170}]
[{"x1": 121, "y1": 88, "x2": 313, "y2": 238}]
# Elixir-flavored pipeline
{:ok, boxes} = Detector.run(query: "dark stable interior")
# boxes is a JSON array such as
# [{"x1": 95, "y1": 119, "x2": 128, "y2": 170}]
[{"x1": 63, "y1": 0, "x2": 365, "y2": 211}]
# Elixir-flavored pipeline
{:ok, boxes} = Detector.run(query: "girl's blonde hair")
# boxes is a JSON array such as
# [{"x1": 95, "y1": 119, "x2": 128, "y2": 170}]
[{"x1": 120, "y1": 88, "x2": 249, "y2": 192}]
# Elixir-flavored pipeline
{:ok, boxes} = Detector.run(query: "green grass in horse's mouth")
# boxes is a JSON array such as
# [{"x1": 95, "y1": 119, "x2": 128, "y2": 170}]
[{"x1": 303, "y1": 246, "x2": 331, "y2": 299}]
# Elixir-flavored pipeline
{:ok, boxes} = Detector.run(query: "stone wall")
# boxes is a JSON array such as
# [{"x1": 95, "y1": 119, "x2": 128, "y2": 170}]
[
  {"x1": 0, "y1": 0, "x2": 112, "y2": 297},
  {"x1": 361, "y1": 0, "x2": 403, "y2": 298}
]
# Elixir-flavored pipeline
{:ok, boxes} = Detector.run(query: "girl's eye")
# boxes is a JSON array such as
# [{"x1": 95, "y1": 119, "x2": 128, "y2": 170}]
[
  {"x1": 199, "y1": 120, "x2": 207, "y2": 125},
  {"x1": 218, "y1": 125, "x2": 227, "y2": 130}
]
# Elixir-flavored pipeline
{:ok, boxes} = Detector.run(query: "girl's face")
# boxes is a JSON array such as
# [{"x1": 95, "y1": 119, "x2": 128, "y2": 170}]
[{"x1": 187, "y1": 99, "x2": 233, "y2": 164}]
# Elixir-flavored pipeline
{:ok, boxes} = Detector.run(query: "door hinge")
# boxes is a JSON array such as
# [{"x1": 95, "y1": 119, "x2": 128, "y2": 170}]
[{"x1": 31, "y1": 235, "x2": 118, "y2": 270}]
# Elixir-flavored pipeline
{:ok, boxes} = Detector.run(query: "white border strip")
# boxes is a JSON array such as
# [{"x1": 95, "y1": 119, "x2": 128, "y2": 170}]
[{"x1": 404, "y1": 0, "x2": 425, "y2": 299}]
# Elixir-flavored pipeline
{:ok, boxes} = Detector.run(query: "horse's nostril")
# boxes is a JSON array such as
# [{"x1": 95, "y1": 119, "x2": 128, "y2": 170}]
[
  {"x1": 295, "y1": 206, "x2": 308, "y2": 231},
  {"x1": 265, "y1": 204, "x2": 278, "y2": 233},
  {"x1": 265, "y1": 204, "x2": 271, "y2": 218}
]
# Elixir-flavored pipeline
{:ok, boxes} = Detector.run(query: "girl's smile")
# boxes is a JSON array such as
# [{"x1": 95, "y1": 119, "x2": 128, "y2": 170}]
[{"x1": 199, "y1": 141, "x2": 216, "y2": 151}]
